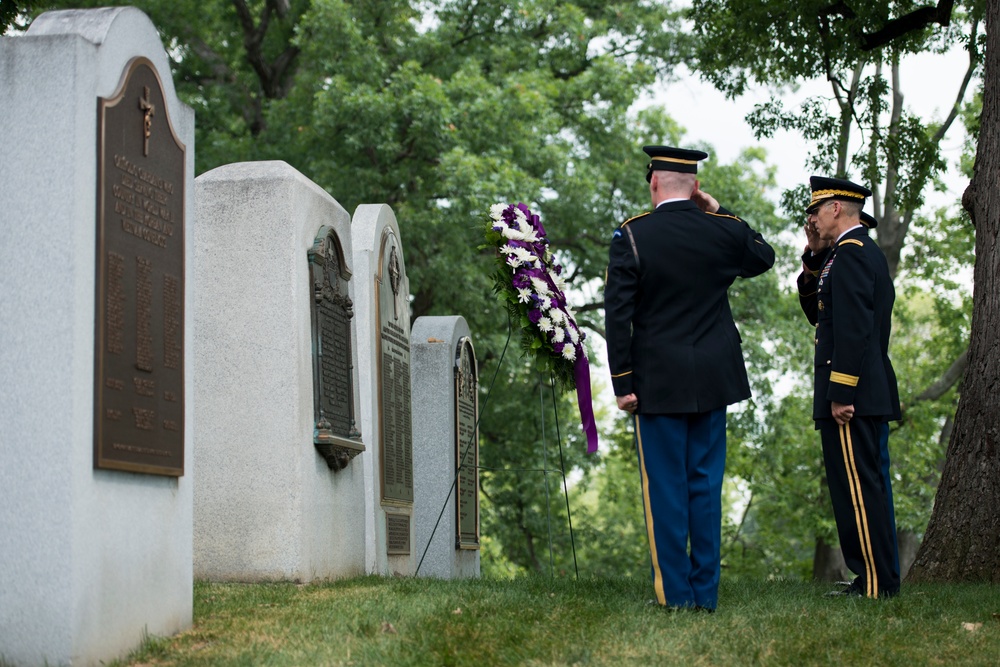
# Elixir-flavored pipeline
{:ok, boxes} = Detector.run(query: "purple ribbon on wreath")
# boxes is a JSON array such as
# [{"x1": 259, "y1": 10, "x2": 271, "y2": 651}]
[{"x1": 573, "y1": 353, "x2": 599, "y2": 454}]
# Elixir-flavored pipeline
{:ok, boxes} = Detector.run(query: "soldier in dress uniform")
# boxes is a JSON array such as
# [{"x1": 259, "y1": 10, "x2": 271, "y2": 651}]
[
  {"x1": 604, "y1": 146, "x2": 775, "y2": 610},
  {"x1": 796, "y1": 176, "x2": 901, "y2": 598}
]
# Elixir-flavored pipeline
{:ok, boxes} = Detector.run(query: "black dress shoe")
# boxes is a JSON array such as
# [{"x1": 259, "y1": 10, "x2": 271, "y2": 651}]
[{"x1": 824, "y1": 581, "x2": 865, "y2": 597}]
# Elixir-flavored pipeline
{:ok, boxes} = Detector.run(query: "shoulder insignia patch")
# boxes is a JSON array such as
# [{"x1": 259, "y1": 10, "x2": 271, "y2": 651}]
[
  {"x1": 838, "y1": 238, "x2": 864, "y2": 247},
  {"x1": 620, "y1": 212, "x2": 650, "y2": 228}
]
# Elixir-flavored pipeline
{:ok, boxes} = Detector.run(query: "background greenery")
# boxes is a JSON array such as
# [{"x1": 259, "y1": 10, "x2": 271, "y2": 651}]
[{"x1": 3, "y1": 0, "x2": 981, "y2": 581}]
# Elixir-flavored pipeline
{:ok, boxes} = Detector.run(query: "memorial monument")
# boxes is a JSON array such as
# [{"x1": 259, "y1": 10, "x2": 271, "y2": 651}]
[
  {"x1": 352, "y1": 205, "x2": 416, "y2": 575},
  {"x1": 192, "y1": 161, "x2": 367, "y2": 582},
  {"x1": 0, "y1": 8, "x2": 194, "y2": 665},
  {"x1": 411, "y1": 316, "x2": 481, "y2": 579}
]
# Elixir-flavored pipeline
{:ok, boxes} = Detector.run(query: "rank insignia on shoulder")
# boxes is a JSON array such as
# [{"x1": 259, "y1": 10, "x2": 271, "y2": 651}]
[
  {"x1": 818, "y1": 301, "x2": 825, "y2": 311},
  {"x1": 613, "y1": 229, "x2": 622, "y2": 238}
]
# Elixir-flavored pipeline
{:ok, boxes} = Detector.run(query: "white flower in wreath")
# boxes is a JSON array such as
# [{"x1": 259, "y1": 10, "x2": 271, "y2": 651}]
[
  {"x1": 537, "y1": 316, "x2": 553, "y2": 332},
  {"x1": 517, "y1": 288, "x2": 532, "y2": 304},
  {"x1": 530, "y1": 277, "x2": 550, "y2": 296},
  {"x1": 567, "y1": 326, "x2": 580, "y2": 344},
  {"x1": 550, "y1": 309, "x2": 566, "y2": 325},
  {"x1": 506, "y1": 255, "x2": 523, "y2": 269},
  {"x1": 490, "y1": 203, "x2": 507, "y2": 219},
  {"x1": 537, "y1": 296, "x2": 552, "y2": 311},
  {"x1": 502, "y1": 226, "x2": 525, "y2": 241},
  {"x1": 512, "y1": 247, "x2": 536, "y2": 263},
  {"x1": 562, "y1": 345, "x2": 576, "y2": 361},
  {"x1": 552, "y1": 327, "x2": 566, "y2": 343}
]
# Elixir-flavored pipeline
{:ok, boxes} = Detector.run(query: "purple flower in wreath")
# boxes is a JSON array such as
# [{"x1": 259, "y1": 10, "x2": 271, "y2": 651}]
[
  {"x1": 528, "y1": 308, "x2": 543, "y2": 324},
  {"x1": 511, "y1": 273, "x2": 531, "y2": 289}
]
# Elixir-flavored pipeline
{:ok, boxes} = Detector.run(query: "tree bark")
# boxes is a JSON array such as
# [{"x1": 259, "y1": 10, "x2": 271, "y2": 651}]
[
  {"x1": 812, "y1": 536, "x2": 850, "y2": 582},
  {"x1": 908, "y1": 0, "x2": 1000, "y2": 583},
  {"x1": 897, "y1": 529, "x2": 921, "y2": 580}
]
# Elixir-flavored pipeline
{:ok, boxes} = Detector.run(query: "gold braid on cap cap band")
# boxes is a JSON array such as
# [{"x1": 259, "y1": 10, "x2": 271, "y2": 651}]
[
  {"x1": 810, "y1": 189, "x2": 866, "y2": 203},
  {"x1": 650, "y1": 156, "x2": 700, "y2": 165}
]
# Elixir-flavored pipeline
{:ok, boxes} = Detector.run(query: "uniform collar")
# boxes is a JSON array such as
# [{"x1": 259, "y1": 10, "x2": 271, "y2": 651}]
[
  {"x1": 654, "y1": 199, "x2": 698, "y2": 212},
  {"x1": 835, "y1": 224, "x2": 865, "y2": 243}
]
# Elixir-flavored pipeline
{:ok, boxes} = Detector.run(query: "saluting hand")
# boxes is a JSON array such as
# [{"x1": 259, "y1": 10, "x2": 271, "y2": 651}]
[
  {"x1": 803, "y1": 221, "x2": 828, "y2": 254},
  {"x1": 691, "y1": 180, "x2": 720, "y2": 213}
]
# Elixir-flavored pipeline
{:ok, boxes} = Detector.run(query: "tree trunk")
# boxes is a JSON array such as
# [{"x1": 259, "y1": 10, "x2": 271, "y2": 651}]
[
  {"x1": 907, "y1": 0, "x2": 1000, "y2": 583},
  {"x1": 897, "y1": 529, "x2": 920, "y2": 581},
  {"x1": 812, "y1": 536, "x2": 850, "y2": 582}
]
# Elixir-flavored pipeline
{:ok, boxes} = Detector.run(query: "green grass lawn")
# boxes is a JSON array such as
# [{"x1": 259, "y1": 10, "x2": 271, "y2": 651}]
[{"x1": 121, "y1": 576, "x2": 1000, "y2": 666}]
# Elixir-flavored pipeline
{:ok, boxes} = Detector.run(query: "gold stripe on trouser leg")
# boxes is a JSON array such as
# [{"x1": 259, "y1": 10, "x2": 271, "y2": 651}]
[
  {"x1": 636, "y1": 419, "x2": 665, "y2": 605},
  {"x1": 839, "y1": 423, "x2": 878, "y2": 598}
]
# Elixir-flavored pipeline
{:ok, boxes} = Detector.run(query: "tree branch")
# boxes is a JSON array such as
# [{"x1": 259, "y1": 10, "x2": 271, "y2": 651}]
[
  {"x1": 819, "y1": 1, "x2": 956, "y2": 53},
  {"x1": 914, "y1": 349, "x2": 969, "y2": 402},
  {"x1": 861, "y1": 0, "x2": 956, "y2": 51}
]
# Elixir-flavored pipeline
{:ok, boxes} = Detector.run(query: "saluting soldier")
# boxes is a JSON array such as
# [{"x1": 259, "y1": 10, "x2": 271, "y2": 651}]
[
  {"x1": 604, "y1": 145, "x2": 775, "y2": 610},
  {"x1": 796, "y1": 176, "x2": 901, "y2": 598}
]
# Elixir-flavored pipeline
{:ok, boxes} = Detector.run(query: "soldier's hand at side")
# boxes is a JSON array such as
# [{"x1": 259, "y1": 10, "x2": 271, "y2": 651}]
[
  {"x1": 616, "y1": 394, "x2": 638, "y2": 414},
  {"x1": 691, "y1": 180, "x2": 720, "y2": 213},
  {"x1": 831, "y1": 401, "x2": 855, "y2": 425}
]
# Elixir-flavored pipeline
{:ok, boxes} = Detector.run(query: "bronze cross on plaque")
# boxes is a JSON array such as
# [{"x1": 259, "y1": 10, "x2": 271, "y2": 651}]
[
  {"x1": 139, "y1": 86, "x2": 155, "y2": 156},
  {"x1": 388, "y1": 245, "x2": 401, "y2": 320}
]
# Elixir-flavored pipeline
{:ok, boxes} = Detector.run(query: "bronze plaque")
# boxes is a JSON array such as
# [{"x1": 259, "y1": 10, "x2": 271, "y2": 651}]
[
  {"x1": 386, "y1": 512, "x2": 411, "y2": 556},
  {"x1": 94, "y1": 57, "x2": 185, "y2": 476},
  {"x1": 376, "y1": 229, "x2": 413, "y2": 504},
  {"x1": 455, "y1": 337, "x2": 480, "y2": 549},
  {"x1": 308, "y1": 227, "x2": 364, "y2": 470}
]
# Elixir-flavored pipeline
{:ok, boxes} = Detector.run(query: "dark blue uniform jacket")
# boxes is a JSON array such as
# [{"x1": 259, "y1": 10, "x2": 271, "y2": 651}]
[
  {"x1": 604, "y1": 201, "x2": 775, "y2": 414},
  {"x1": 797, "y1": 227, "x2": 901, "y2": 422}
]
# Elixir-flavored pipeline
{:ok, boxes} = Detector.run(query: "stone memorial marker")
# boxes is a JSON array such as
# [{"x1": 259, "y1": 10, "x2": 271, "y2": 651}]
[
  {"x1": 0, "y1": 8, "x2": 194, "y2": 665},
  {"x1": 193, "y1": 161, "x2": 366, "y2": 582},
  {"x1": 411, "y1": 316, "x2": 481, "y2": 579},
  {"x1": 352, "y1": 205, "x2": 416, "y2": 575}
]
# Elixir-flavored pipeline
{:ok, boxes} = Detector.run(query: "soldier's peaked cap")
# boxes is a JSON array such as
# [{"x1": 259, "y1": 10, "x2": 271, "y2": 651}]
[
  {"x1": 860, "y1": 210, "x2": 878, "y2": 229},
  {"x1": 806, "y1": 176, "x2": 872, "y2": 213},
  {"x1": 644, "y1": 146, "x2": 708, "y2": 182}
]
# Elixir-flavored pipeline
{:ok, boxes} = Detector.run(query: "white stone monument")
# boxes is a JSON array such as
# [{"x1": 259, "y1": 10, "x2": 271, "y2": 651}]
[
  {"x1": 192, "y1": 160, "x2": 367, "y2": 582},
  {"x1": 352, "y1": 205, "x2": 416, "y2": 576},
  {"x1": 411, "y1": 316, "x2": 481, "y2": 579},
  {"x1": 0, "y1": 8, "x2": 194, "y2": 665}
]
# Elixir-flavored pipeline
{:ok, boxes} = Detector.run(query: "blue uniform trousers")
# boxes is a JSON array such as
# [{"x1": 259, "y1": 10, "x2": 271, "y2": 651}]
[
  {"x1": 879, "y1": 422, "x2": 900, "y2": 579},
  {"x1": 635, "y1": 408, "x2": 727, "y2": 609}
]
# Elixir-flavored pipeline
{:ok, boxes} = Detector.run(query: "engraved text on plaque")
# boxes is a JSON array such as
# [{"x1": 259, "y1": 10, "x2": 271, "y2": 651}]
[
  {"x1": 308, "y1": 226, "x2": 364, "y2": 470},
  {"x1": 94, "y1": 57, "x2": 185, "y2": 476},
  {"x1": 377, "y1": 232, "x2": 413, "y2": 506},
  {"x1": 455, "y1": 337, "x2": 480, "y2": 549}
]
